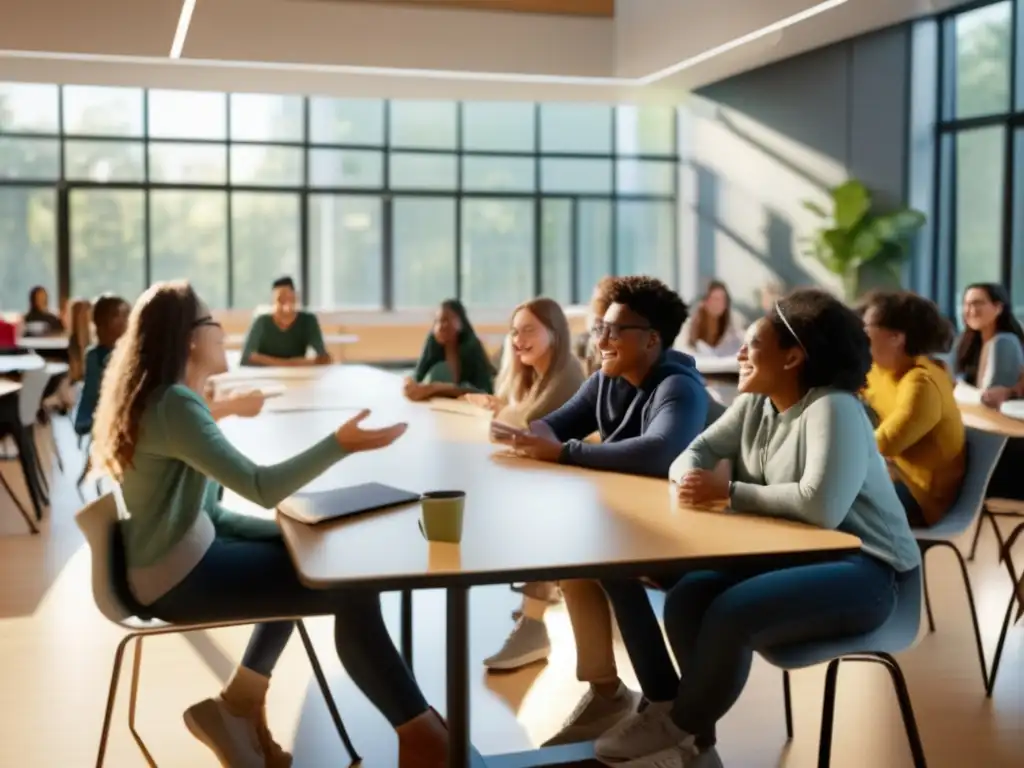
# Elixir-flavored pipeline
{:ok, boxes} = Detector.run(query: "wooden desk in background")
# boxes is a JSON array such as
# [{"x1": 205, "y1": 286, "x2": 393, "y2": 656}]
[
  {"x1": 219, "y1": 366, "x2": 862, "y2": 768},
  {"x1": 0, "y1": 380, "x2": 22, "y2": 399},
  {"x1": 958, "y1": 402, "x2": 1024, "y2": 439}
]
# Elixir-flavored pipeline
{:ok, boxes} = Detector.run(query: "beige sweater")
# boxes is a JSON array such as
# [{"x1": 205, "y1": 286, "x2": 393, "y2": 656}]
[{"x1": 495, "y1": 357, "x2": 586, "y2": 427}]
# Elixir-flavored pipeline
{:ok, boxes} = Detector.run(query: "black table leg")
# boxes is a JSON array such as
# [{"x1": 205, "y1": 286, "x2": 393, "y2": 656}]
[
  {"x1": 401, "y1": 588, "x2": 414, "y2": 672},
  {"x1": 447, "y1": 586, "x2": 470, "y2": 767}
]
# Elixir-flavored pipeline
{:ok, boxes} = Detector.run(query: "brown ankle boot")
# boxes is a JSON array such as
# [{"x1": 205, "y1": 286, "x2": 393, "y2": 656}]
[{"x1": 397, "y1": 708, "x2": 448, "y2": 768}]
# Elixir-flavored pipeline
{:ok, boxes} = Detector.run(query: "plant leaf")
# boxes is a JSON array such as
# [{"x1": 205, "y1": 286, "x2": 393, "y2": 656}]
[
  {"x1": 831, "y1": 180, "x2": 871, "y2": 230},
  {"x1": 872, "y1": 209, "x2": 926, "y2": 242},
  {"x1": 802, "y1": 200, "x2": 830, "y2": 218}
]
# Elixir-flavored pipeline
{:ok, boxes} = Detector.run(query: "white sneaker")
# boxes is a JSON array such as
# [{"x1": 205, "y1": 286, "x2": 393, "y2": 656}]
[
  {"x1": 614, "y1": 736, "x2": 723, "y2": 768},
  {"x1": 183, "y1": 698, "x2": 266, "y2": 768},
  {"x1": 595, "y1": 701, "x2": 680, "y2": 762},
  {"x1": 484, "y1": 616, "x2": 551, "y2": 671}
]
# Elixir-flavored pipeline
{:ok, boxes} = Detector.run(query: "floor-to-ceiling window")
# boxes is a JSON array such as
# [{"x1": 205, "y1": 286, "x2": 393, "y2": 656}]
[
  {"x1": 0, "y1": 84, "x2": 679, "y2": 313},
  {"x1": 935, "y1": 0, "x2": 1021, "y2": 317}
]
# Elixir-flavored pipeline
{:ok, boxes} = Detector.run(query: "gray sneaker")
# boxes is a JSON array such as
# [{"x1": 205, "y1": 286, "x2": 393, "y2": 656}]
[
  {"x1": 542, "y1": 682, "x2": 642, "y2": 747},
  {"x1": 484, "y1": 617, "x2": 551, "y2": 671}
]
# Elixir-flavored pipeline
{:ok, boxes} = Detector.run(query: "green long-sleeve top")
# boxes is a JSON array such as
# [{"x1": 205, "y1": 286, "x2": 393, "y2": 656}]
[
  {"x1": 122, "y1": 384, "x2": 346, "y2": 604},
  {"x1": 412, "y1": 333, "x2": 494, "y2": 393},
  {"x1": 670, "y1": 388, "x2": 921, "y2": 572},
  {"x1": 240, "y1": 312, "x2": 327, "y2": 365}
]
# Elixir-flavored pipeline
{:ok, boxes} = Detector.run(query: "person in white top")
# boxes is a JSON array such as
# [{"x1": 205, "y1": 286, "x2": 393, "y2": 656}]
[{"x1": 676, "y1": 281, "x2": 744, "y2": 358}]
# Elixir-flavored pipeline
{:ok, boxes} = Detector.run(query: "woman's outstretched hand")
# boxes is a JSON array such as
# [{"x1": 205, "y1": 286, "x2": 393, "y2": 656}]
[{"x1": 335, "y1": 409, "x2": 408, "y2": 453}]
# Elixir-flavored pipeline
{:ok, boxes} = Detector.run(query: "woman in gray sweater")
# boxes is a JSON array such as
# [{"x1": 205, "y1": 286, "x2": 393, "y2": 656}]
[{"x1": 595, "y1": 289, "x2": 921, "y2": 768}]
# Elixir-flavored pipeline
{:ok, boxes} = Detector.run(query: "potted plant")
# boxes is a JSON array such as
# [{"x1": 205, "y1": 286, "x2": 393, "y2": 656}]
[{"x1": 800, "y1": 180, "x2": 926, "y2": 302}]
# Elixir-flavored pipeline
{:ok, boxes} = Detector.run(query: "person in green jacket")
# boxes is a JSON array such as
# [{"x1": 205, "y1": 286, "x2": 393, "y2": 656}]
[
  {"x1": 403, "y1": 298, "x2": 495, "y2": 401},
  {"x1": 91, "y1": 281, "x2": 450, "y2": 768},
  {"x1": 240, "y1": 276, "x2": 332, "y2": 367}
]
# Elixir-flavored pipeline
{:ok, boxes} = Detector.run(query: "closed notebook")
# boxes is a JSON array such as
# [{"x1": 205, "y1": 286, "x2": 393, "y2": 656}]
[{"x1": 277, "y1": 482, "x2": 420, "y2": 525}]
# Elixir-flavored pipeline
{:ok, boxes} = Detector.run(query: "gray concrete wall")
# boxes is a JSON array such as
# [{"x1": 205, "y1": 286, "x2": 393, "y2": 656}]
[{"x1": 678, "y1": 24, "x2": 912, "y2": 317}]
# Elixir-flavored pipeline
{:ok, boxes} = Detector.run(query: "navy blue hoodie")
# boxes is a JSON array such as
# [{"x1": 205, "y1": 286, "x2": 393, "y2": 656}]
[{"x1": 536, "y1": 350, "x2": 711, "y2": 477}]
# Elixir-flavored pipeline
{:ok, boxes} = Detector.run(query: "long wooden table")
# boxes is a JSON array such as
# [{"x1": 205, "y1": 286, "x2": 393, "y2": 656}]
[{"x1": 219, "y1": 365, "x2": 862, "y2": 767}]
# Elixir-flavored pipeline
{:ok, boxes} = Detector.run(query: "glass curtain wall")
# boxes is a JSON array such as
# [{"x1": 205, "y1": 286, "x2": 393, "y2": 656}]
[
  {"x1": 934, "y1": 0, "x2": 1024, "y2": 318},
  {"x1": 0, "y1": 84, "x2": 679, "y2": 312}
]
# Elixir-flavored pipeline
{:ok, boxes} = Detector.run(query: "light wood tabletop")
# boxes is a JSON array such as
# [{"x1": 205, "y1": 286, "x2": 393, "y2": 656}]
[
  {"x1": 958, "y1": 402, "x2": 1024, "y2": 438},
  {"x1": 218, "y1": 366, "x2": 862, "y2": 590},
  {"x1": 691, "y1": 354, "x2": 740, "y2": 376},
  {"x1": 0, "y1": 379, "x2": 22, "y2": 398}
]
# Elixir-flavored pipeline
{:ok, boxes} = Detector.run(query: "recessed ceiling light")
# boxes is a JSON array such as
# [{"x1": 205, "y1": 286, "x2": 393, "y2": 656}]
[{"x1": 169, "y1": 0, "x2": 198, "y2": 59}]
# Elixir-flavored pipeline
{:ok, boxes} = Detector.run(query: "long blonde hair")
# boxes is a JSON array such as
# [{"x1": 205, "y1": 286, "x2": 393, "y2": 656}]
[
  {"x1": 495, "y1": 298, "x2": 573, "y2": 411},
  {"x1": 67, "y1": 298, "x2": 92, "y2": 383}
]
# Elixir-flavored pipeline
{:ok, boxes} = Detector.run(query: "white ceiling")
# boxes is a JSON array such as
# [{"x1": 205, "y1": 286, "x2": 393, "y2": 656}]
[{"x1": 0, "y1": 0, "x2": 977, "y2": 102}]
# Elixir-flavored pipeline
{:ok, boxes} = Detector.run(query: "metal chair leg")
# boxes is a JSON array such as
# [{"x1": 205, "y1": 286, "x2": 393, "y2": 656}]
[
  {"x1": 967, "y1": 509, "x2": 987, "y2": 561},
  {"x1": 940, "y1": 541, "x2": 991, "y2": 695},
  {"x1": 0, "y1": 469, "x2": 38, "y2": 534},
  {"x1": 782, "y1": 670, "x2": 793, "y2": 740},
  {"x1": 816, "y1": 659, "x2": 841, "y2": 768},
  {"x1": 127, "y1": 637, "x2": 157, "y2": 767},
  {"x1": 401, "y1": 589, "x2": 414, "y2": 672},
  {"x1": 988, "y1": 567, "x2": 1024, "y2": 696},
  {"x1": 919, "y1": 546, "x2": 936, "y2": 633},
  {"x1": 96, "y1": 634, "x2": 135, "y2": 768},
  {"x1": 296, "y1": 620, "x2": 361, "y2": 764},
  {"x1": 875, "y1": 653, "x2": 928, "y2": 768}
]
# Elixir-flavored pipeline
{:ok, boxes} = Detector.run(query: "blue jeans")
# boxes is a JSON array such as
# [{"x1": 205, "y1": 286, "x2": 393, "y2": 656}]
[
  {"x1": 148, "y1": 536, "x2": 427, "y2": 728},
  {"x1": 607, "y1": 553, "x2": 899, "y2": 746}
]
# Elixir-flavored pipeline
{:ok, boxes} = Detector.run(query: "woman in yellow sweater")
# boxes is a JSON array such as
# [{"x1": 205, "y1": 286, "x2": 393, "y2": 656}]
[{"x1": 862, "y1": 291, "x2": 965, "y2": 527}]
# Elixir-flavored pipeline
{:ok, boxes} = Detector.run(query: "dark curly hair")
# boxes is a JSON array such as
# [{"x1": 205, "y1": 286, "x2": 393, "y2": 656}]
[
  {"x1": 865, "y1": 290, "x2": 954, "y2": 357},
  {"x1": 954, "y1": 282, "x2": 1024, "y2": 384},
  {"x1": 92, "y1": 281, "x2": 205, "y2": 479},
  {"x1": 770, "y1": 288, "x2": 871, "y2": 393},
  {"x1": 607, "y1": 276, "x2": 688, "y2": 350}
]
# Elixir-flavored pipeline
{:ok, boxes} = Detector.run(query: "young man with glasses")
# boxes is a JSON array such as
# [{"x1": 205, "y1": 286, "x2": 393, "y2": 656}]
[{"x1": 491, "y1": 275, "x2": 714, "y2": 747}]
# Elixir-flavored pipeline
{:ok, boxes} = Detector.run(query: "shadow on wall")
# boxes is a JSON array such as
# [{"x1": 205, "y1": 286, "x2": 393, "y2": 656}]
[{"x1": 681, "y1": 93, "x2": 848, "y2": 310}]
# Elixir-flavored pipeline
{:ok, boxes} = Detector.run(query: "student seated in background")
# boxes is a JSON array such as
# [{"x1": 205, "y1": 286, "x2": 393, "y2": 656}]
[
  {"x1": 404, "y1": 298, "x2": 494, "y2": 400},
  {"x1": 92, "y1": 281, "x2": 450, "y2": 768},
  {"x1": 593, "y1": 289, "x2": 920, "y2": 768},
  {"x1": 22, "y1": 285, "x2": 64, "y2": 336},
  {"x1": 460, "y1": 298, "x2": 585, "y2": 671},
  {"x1": 573, "y1": 276, "x2": 617, "y2": 376},
  {"x1": 0, "y1": 314, "x2": 16, "y2": 350},
  {"x1": 862, "y1": 291, "x2": 965, "y2": 527},
  {"x1": 955, "y1": 282, "x2": 1024, "y2": 404},
  {"x1": 240, "y1": 276, "x2": 332, "y2": 367},
  {"x1": 491, "y1": 276, "x2": 710, "y2": 747},
  {"x1": 676, "y1": 280, "x2": 744, "y2": 358},
  {"x1": 955, "y1": 282, "x2": 1024, "y2": 502},
  {"x1": 74, "y1": 295, "x2": 129, "y2": 438}
]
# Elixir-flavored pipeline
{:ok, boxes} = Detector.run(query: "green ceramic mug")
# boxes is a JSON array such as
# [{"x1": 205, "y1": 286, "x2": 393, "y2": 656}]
[{"x1": 419, "y1": 490, "x2": 466, "y2": 543}]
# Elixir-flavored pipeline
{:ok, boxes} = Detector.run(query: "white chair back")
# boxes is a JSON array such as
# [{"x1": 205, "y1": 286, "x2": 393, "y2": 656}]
[
  {"x1": 17, "y1": 366, "x2": 50, "y2": 427},
  {"x1": 74, "y1": 493, "x2": 132, "y2": 624}
]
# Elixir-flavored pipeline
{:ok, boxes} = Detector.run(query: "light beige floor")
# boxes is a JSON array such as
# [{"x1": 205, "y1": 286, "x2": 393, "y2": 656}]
[{"x1": 0, "y1": 417, "x2": 1021, "y2": 767}]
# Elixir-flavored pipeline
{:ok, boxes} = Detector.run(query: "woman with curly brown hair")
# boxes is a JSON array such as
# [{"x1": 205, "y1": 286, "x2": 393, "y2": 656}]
[
  {"x1": 862, "y1": 291, "x2": 965, "y2": 527},
  {"x1": 92, "y1": 281, "x2": 448, "y2": 768}
]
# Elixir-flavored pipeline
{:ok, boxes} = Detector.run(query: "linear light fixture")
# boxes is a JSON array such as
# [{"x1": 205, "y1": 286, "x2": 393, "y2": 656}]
[
  {"x1": 169, "y1": 0, "x2": 198, "y2": 59},
  {"x1": 9, "y1": 0, "x2": 848, "y2": 85},
  {"x1": 638, "y1": 0, "x2": 849, "y2": 84}
]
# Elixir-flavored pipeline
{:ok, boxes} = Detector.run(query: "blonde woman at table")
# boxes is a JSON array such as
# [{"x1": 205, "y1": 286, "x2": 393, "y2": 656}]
[
  {"x1": 404, "y1": 298, "x2": 495, "y2": 401},
  {"x1": 593, "y1": 289, "x2": 921, "y2": 768},
  {"x1": 491, "y1": 277, "x2": 711, "y2": 747},
  {"x1": 462, "y1": 298, "x2": 585, "y2": 671},
  {"x1": 92, "y1": 281, "x2": 450, "y2": 768},
  {"x1": 862, "y1": 291, "x2": 965, "y2": 527},
  {"x1": 954, "y1": 282, "x2": 1024, "y2": 502},
  {"x1": 675, "y1": 281, "x2": 744, "y2": 358}
]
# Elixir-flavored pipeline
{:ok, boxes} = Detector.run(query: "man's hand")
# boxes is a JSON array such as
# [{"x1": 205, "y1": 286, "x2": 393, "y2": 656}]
[{"x1": 491, "y1": 422, "x2": 563, "y2": 462}]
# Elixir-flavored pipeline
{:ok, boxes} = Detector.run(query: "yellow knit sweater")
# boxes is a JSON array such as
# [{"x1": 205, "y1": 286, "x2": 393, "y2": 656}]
[{"x1": 864, "y1": 358, "x2": 966, "y2": 526}]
